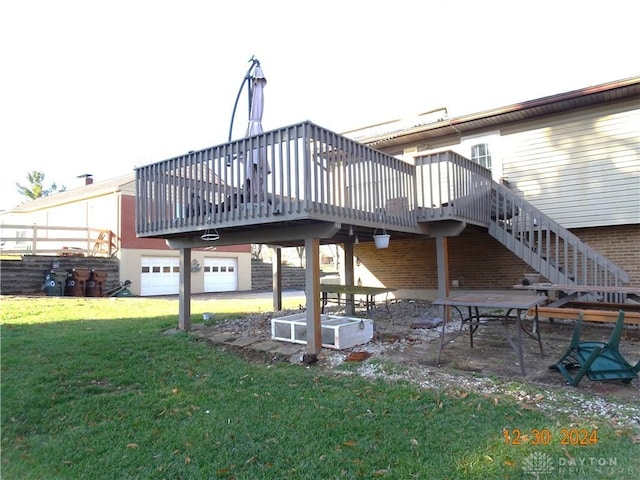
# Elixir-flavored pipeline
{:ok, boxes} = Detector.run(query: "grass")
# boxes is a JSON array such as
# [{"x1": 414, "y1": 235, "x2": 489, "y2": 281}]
[{"x1": 2, "y1": 296, "x2": 639, "y2": 479}]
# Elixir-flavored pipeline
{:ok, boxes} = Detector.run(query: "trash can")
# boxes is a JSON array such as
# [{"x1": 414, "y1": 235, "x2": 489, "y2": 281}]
[
  {"x1": 43, "y1": 270, "x2": 67, "y2": 296},
  {"x1": 85, "y1": 270, "x2": 107, "y2": 297},
  {"x1": 65, "y1": 268, "x2": 91, "y2": 296}
]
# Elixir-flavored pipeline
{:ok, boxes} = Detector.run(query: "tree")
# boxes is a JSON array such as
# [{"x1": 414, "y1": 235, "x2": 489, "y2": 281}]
[
  {"x1": 251, "y1": 243, "x2": 264, "y2": 260},
  {"x1": 16, "y1": 171, "x2": 66, "y2": 201}
]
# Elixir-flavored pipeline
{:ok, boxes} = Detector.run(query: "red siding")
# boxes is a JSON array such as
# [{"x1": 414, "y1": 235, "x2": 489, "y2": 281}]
[{"x1": 119, "y1": 195, "x2": 250, "y2": 253}]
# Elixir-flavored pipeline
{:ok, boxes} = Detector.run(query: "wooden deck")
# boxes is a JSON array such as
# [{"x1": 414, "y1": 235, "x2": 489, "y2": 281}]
[
  {"x1": 134, "y1": 122, "x2": 493, "y2": 247},
  {"x1": 135, "y1": 121, "x2": 630, "y2": 288}
]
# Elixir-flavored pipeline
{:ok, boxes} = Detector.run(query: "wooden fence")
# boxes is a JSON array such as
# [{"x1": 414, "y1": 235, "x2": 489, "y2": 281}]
[{"x1": 0, "y1": 224, "x2": 117, "y2": 257}]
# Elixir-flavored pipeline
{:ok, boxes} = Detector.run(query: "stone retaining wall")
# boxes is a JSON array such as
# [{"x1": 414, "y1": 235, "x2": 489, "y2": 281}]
[
  {"x1": 0, "y1": 256, "x2": 307, "y2": 296},
  {"x1": 0, "y1": 255, "x2": 120, "y2": 295}
]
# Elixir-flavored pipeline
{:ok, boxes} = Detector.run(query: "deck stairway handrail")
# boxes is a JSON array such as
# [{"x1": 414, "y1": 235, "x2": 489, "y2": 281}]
[
  {"x1": 489, "y1": 181, "x2": 630, "y2": 297},
  {"x1": 136, "y1": 121, "x2": 419, "y2": 238},
  {"x1": 414, "y1": 151, "x2": 631, "y2": 300}
]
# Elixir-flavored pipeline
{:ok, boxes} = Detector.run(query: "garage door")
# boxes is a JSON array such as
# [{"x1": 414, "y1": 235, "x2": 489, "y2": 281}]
[
  {"x1": 141, "y1": 257, "x2": 180, "y2": 296},
  {"x1": 204, "y1": 258, "x2": 237, "y2": 292}
]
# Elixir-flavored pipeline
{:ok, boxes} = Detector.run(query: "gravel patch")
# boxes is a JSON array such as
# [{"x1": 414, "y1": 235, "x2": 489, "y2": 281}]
[{"x1": 191, "y1": 299, "x2": 640, "y2": 431}]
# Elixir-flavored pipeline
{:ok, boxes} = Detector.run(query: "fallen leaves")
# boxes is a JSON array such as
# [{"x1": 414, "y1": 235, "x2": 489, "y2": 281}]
[
  {"x1": 448, "y1": 389, "x2": 469, "y2": 399},
  {"x1": 345, "y1": 351, "x2": 372, "y2": 362}
]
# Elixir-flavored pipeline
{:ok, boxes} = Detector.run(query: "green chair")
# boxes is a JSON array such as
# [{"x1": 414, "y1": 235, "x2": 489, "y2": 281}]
[{"x1": 549, "y1": 310, "x2": 640, "y2": 386}]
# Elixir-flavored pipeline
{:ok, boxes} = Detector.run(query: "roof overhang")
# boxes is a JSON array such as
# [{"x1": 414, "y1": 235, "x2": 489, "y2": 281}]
[{"x1": 353, "y1": 76, "x2": 640, "y2": 150}]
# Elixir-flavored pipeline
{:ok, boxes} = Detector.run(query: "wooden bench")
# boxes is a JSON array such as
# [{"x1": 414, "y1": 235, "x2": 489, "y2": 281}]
[{"x1": 531, "y1": 306, "x2": 640, "y2": 325}]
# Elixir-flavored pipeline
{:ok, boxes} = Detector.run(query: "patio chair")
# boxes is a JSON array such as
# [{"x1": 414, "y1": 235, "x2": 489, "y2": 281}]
[{"x1": 549, "y1": 310, "x2": 640, "y2": 386}]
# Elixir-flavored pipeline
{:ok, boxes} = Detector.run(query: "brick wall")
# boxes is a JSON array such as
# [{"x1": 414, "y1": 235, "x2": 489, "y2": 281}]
[
  {"x1": 571, "y1": 224, "x2": 640, "y2": 286},
  {"x1": 351, "y1": 224, "x2": 639, "y2": 292},
  {"x1": 353, "y1": 231, "x2": 530, "y2": 291}
]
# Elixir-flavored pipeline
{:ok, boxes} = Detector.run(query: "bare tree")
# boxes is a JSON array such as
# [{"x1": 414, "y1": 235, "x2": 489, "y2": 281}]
[
  {"x1": 295, "y1": 246, "x2": 305, "y2": 267},
  {"x1": 251, "y1": 244, "x2": 264, "y2": 260}
]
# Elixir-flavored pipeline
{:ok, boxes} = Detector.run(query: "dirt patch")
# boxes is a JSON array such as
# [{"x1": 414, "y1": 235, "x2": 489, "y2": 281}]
[{"x1": 188, "y1": 300, "x2": 640, "y2": 430}]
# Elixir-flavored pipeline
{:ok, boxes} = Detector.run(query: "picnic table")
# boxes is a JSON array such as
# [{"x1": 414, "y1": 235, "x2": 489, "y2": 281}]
[
  {"x1": 433, "y1": 293, "x2": 548, "y2": 375},
  {"x1": 319, "y1": 284, "x2": 396, "y2": 314},
  {"x1": 513, "y1": 283, "x2": 640, "y2": 325},
  {"x1": 513, "y1": 283, "x2": 640, "y2": 306}
]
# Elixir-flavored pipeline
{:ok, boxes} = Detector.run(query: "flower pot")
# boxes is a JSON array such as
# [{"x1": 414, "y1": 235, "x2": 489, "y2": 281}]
[{"x1": 373, "y1": 234, "x2": 390, "y2": 249}]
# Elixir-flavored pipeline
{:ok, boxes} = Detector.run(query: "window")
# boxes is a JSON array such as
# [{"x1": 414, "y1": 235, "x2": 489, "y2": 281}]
[{"x1": 471, "y1": 143, "x2": 492, "y2": 169}]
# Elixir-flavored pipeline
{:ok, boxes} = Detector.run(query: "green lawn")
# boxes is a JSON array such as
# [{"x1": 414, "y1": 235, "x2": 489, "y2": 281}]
[{"x1": 2, "y1": 296, "x2": 638, "y2": 479}]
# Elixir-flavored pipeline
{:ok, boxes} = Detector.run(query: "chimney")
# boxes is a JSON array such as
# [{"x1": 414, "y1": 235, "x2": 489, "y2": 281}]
[{"x1": 77, "y1": 174, "x2": 93, "y2": 185}]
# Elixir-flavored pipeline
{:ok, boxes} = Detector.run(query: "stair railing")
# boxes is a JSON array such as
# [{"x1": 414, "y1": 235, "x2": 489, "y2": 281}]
[{"x1": 489, "y1": 181, "x2": 630, "y2": 300}]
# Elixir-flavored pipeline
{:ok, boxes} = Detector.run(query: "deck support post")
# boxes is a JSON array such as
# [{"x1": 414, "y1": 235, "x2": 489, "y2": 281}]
[
  {"x1": 272, "y1": 246, "x2": 282, "y2": 311},
  {"x1": 178, "y1": 247, "x2": 192, "y2": 331},
  {"x1": 428, "y1": 220, "x2": 464, "y2": 322},
  {"x1": 435, "y1": 236, "x2": 450, "y2": 321},
  {"x1": 343, "y1": 242, "x2": 355, "y2": 316},
  {"x1": 303, "y1": 237, "x2": 322, "y2": 363}
]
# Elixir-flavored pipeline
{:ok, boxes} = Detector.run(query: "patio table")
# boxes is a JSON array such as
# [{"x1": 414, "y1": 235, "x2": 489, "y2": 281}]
[
  {"x1": 433, "y1": 293, "x2": 547, "y2": 375},
  {"x1": 320, "y1": 284, "x2": 396, "y2": 314}
]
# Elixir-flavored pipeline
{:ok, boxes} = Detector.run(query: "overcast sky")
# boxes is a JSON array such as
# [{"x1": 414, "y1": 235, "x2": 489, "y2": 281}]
[{"x1": 1, "y1": 0, "x2": 637, "y2": 211}]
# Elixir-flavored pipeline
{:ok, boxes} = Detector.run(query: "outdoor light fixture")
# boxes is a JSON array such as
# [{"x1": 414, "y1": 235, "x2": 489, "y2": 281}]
[{"x1": 201, "y1": 227, "x2": 220, "y2": 241}]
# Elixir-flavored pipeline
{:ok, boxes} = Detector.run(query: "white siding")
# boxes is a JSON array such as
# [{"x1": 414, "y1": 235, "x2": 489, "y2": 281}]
[{"x1": 502, "y1": 104, "x2": 639, "y2": 228}]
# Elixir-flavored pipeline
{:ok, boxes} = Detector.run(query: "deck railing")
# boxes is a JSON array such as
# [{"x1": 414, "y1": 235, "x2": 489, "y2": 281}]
[
  {"x1": 136, "y1": 121, "x2": 418, "y2": 237},
  {"x1": 414, "y1": 151, "x2": 493, "y2": 226},
  {"x1": 414, "y1": 151, "x2": 630, "y2": 291},
  {"x1": 0, "y1": 224, "x2": 117, "y2": 257}
]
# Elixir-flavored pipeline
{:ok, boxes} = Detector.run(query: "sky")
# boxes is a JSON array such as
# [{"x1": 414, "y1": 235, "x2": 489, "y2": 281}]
[{"x1": 1, "y1": 0, "x2": 637, "y2": 211}]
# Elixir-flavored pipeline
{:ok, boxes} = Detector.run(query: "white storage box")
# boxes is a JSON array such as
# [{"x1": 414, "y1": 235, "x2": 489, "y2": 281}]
[{"x1": 271, "y1": 313, "x2": 373, "y2": 350}]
